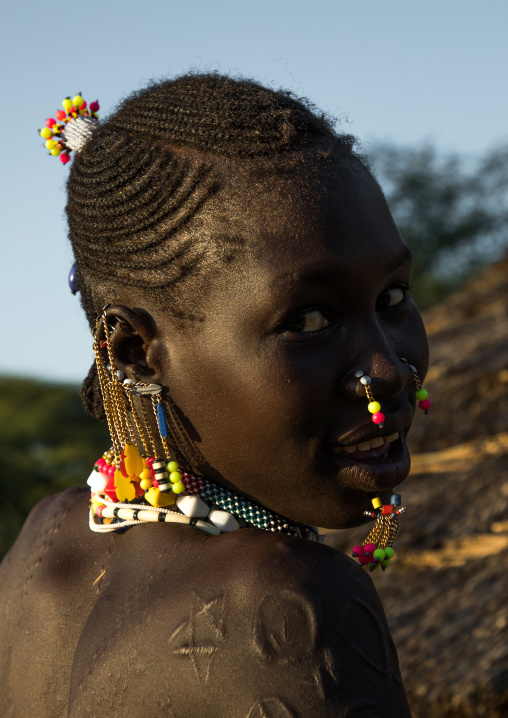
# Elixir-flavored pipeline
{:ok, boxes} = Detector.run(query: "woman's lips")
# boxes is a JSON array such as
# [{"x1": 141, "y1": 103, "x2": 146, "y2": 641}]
[
  {"x1": 327, "y1": 431, "x2": 410, "y2": 492},
  {"x1": 330, "y1": 431, "x2": 399, "y2": 460}
]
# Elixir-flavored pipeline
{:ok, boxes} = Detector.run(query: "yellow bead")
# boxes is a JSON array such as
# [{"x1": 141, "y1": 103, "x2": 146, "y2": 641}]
[
  {"x1": 169, "y1": 471, "x2": 182, "y2": 484},
  {"x1": 368, "y1": 401, "x2": 381, "y2": 414},
  {"x1": 144, "y1": 487, "x2": 176, "y2": 508},
  {"x1": 372, "y1": 496, "x2": 382, "y2": 509},
  {"x1": 140, "y1": 478, "x2": 152, "y2": 490},
  {"x1": 171, "y1": 481, "x2": 185, "y2": 494},
  {"x1": 62, "y1": 98, "x2": 73, "y2": 111},
  {"x1": 139, "y1": 467, "x2": 152, "y2": 482},
  {"x1": 73, "y1": 95, "x2": 84, "y2": 107},
  {"x1": 50, "y1": 147, "x2": 62, "y2": 156},
  {"x1": 45, "y1": 139, "x2": 57, "y2": 150},
  {"x1": 40, "y1": 127, "x2": 52, "y2": 139}
]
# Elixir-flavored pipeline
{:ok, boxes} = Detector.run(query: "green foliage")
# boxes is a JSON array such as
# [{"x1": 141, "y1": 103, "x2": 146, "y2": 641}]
[
  {"x1": 370, "y1": 144, "x2": 508, "y2": 309},
  {"x1": 0, "y1": 377, "x2": 108, "y2": 560}
]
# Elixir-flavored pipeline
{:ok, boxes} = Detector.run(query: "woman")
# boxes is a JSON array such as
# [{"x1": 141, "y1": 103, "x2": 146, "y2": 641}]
[{"x1": 0, "y1": 74, "x2": 426, "y2": 716}]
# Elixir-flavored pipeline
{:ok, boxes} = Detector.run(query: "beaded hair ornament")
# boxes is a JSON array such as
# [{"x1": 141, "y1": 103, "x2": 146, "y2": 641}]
[
  {"x1": 87, "y1": 306, "x2": 321, "y2": 541},
  {"x1": 38, "y1": 93, "x2": 100, "y2": 165}
]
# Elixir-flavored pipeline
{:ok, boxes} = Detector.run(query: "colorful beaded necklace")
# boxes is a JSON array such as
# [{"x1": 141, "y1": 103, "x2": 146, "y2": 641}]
[{"x1": 88, "y1": 444, "x2": 321, "y2": 542}]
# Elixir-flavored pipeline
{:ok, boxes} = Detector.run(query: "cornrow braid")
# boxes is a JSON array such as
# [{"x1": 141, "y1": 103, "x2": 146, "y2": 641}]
[{"x1": 66, "y1": 72, "x2": 367, "y2": 419}]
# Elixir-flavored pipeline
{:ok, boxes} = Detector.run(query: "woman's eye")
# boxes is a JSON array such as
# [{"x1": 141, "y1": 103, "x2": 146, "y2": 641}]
[
  {"x1": 285, "y1": 309, "x2": 331, "y2": 333},
  {"x1": 376, "y1": 285, "x2": 408, "y2": 311}
]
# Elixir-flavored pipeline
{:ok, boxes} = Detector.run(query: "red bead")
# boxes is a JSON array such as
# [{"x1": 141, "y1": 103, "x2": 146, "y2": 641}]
[
  {"x1": 60, "y1": 153, "x2": 70, "y2": 164},
  {"x1": 352, "y1": 545, "x2": 364, "y2": 557},
  {"x1": 55, "y1": 110, "x2": 66, "y2": 121},
  {"x1": 364, "y1": 543, "x2": 376, "y2": 556},
  {"x1": 96, "y1": 505, "x2": 104, "y2": 517},
  {"x1": 90, "y1": 100, "x2": 100, "y2": 112},
  {"x1": 81, "y1": 100, "x2": 87, "y2": 109},
  {"x1": 381, "y1": 505, "x2": 394, "y2": 515},
  {"x1": 419, "y1": 398, "x2": 431, "y2": 412},
  {"x1": 46, "y1": 117, "x2": 56, "y2": 128},
  {"x1": 146, "y1": 457, "x2": 155, "y2": 468},
  {"x1": 372, "y1": 412, "x2": 385, "y2": 425}
]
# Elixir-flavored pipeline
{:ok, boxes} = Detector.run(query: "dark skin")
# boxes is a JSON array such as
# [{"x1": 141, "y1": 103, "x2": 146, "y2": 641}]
[{"x1": 0, "y1": 163, "x2": 424, "y2": 716}]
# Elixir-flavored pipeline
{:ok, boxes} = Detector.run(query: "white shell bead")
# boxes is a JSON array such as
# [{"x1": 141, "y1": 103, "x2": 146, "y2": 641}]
[
  {"x1": 87, "y1": 470, "x2": 109, "y2": 493},
  {"x1": 176, "y1": 494, "x2": 210, "y2": 518},
  {"x1": 208, "y1": 509, "x2": 240, "y2": 532}
]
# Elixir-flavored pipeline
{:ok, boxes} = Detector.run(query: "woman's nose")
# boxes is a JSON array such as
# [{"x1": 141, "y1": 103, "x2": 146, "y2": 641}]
[{"x1": 342, "y1": 327, "x2": 411, "y2": 401}]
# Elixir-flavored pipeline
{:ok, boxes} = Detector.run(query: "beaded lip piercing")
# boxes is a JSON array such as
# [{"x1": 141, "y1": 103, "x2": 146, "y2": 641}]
[
  {"x1": 38, "y1": 93, "x2": 100, "y2": 165},
  {"x1": 88, "y1": 305, "x2": 321, "y2": 542}
]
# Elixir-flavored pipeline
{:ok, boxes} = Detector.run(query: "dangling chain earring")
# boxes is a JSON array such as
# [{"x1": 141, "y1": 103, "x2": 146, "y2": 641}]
[
  {"x1": 352, "y1": 358, "x2": 431, "y2": 570},
  {"x1": 91, "y1": 305, "x2": 185, "y2": 510}
]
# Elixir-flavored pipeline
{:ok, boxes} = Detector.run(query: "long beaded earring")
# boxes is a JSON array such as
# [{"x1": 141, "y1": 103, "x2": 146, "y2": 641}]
[{"x1": 88, "y1": 306, "x2": 186, "y2": 511}]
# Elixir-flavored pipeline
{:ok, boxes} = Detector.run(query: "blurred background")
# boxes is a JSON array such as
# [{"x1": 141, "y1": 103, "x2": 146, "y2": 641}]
[{"x1": 1, "y1": 1, "x2": 508, "y2": 715}]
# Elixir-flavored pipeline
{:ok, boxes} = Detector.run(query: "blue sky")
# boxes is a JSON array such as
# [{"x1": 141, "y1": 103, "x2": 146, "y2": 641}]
[{"x1": 2, "y1": 0, "x2": 507, "y2": 382}]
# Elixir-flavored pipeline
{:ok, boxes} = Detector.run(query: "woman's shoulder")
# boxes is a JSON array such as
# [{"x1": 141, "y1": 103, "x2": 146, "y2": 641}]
[
  {"x1": 1, "y1": 486, "x2": 91, "y2": 569},
  {"x1": 137, "y1": 529, "x2": 411, "y2": 717}
]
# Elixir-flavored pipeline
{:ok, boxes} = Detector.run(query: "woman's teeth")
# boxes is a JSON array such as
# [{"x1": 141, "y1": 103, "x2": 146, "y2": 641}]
[{"x1": 331, "y1": 432, "x2": 399, "y2": 454}]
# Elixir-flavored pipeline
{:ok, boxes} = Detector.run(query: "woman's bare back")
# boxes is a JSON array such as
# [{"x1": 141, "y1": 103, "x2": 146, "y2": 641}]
[{"x1": 0, "y1": 488, "x2": 410, "y2": 717}]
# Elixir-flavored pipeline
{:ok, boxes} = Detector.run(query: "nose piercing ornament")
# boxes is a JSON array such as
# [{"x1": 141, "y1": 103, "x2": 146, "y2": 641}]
[
  {"x1": 400, "y1": 358, "x2": 431, "y2": 413},
  {"x1": 355, "y1": 370, "x2": 385, "y2": 428}
]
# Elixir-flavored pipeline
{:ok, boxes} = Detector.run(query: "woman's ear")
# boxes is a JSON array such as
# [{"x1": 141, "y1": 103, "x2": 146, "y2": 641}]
[{"x1": 103, "y1": 304, "x2": 163, "y2": 383}]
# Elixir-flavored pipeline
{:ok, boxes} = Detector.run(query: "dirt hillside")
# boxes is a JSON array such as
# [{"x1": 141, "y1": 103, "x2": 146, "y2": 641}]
[{"x1": 326, "y1": 257, "x2": 508, "y2": 718}]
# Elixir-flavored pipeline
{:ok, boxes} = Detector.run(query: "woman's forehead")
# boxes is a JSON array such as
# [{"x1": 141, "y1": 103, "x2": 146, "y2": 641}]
[{"x1": 238, "y1": 163, "x2": 399, "y2": 259}]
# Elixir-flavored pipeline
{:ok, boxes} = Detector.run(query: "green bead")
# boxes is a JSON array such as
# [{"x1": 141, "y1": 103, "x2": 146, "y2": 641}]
[
  {"x1": 415, "y1": 389, "x2": 428, "y2": 401},
  {"x1": 384, "y1": 547, "x2": 395, "y2": 558},
  {"x1": 381, "y1": 558, "x2": 391, "y2": 567},
  {"x1": 169, "y1": 471, "x2": 182, "y2": 484},
  {"x1": 373, "y1": 548, "x2": 386, "y2": 561},
  {"x1": 167, "y1": 461, "x2": 179, "y2": 472},
  {"x1": 171, "y1": 481, "x2": 185, "y2": 494},
  {"x1": 368, "y1": 401, "x2": 381, "y2": 414}
]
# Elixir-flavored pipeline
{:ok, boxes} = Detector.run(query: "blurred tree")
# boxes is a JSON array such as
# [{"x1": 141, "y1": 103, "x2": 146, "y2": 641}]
[
  {"x1": 370, "y1": 144, "x2": 508, "y2": 308},
  {"x1": 0, "y1": 378, "x2": 108, "y2": 560}
]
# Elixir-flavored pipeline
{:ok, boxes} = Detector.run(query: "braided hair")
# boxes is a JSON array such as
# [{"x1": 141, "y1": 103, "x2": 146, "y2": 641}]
[{"x1": 66, "y1": 72, "x2": 367, "y2": 419}]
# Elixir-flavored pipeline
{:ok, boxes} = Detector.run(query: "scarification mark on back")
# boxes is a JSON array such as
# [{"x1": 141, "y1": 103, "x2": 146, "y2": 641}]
[{"x1": 168, "y1": 591, "x2": 226, "y2": 683}]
